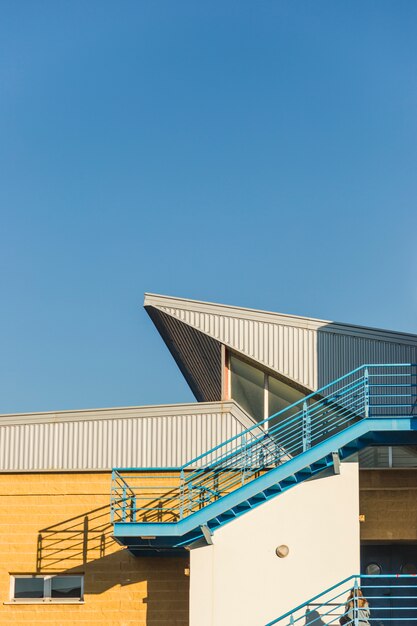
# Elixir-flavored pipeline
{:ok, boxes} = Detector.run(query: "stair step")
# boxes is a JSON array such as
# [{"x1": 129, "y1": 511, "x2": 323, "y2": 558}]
[
  {"x1": 264, "y1": 484, "x2": 282, "y2": 496},
  {"x1": 209, "y1": 518, "x2": 222, "y2": 528},
  {"x1": 281, "y1": 475, "x2": 298, "y2": 486},
  {"x1": 233, "y1": 501, "x2": 253, "y2": 513},
  {"x1": 219, "y1": 510, "x2": 237, "y2": 520},
  {"x1": 342, "y1": 443, "x2": 359, "y2": 455},
  {"x1": 250, "y1": 493, "x2": 267, "y2": 504},
  {"x1": 296, "y1": 466, "x2": 313, "y2": 478},
  {"x1": 312, "y1": 457, "x2": 331, "y2": 468}
]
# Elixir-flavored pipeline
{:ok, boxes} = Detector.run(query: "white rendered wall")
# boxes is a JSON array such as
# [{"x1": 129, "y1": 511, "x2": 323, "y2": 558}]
[{"x1": 190, "y1": 462, "x2": 360, "y2": 626}]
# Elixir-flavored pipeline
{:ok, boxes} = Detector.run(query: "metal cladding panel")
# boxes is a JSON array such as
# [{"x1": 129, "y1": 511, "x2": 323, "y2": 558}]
[
  {"x1": 153, "y1": 303, "x2": 318, "y2": 389},
  {"x1": 145, "y1": 294, "x2": 417, "y2": 393},
  {"x1": 0, "y1": 404, "x2": 249, "y2": 472},
  {"x1": 316, "y1": 331, "x2": 417, "y2": 388}
]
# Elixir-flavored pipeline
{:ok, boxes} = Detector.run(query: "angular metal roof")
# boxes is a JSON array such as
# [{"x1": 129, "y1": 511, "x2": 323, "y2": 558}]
[{"x1": 145, "y1": 293, "x2": 417, "y2": 396}]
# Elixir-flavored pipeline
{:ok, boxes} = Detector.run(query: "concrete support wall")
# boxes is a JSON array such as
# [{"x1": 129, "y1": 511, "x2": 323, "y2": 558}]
[
  {"x1": 190, "y1": 462, "x2": 360, "y2": 626},
  {"x1": 360, "y1": 469, "x2": 417, "y2": 541},
  {"x1": 0, "y1": 473, "x2": 189, "y2": 626}
]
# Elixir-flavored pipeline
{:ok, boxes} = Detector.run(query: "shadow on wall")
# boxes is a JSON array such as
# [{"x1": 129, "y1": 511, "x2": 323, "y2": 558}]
[
  {"x1": 37, "y1": 504, "x2": 113, "y2": 572},
  {"x1": 37, "y1": 504, "x2": 189, "y2": 625}
]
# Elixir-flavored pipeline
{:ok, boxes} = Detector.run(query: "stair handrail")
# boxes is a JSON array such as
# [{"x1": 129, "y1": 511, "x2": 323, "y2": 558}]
[
  {"x1": 111, "y1": 363, "x2": 417, "y2": 524},
  {"x1": 182, "y1": 364, "x2": 368, "y2": 470},
  {"x1": 266, "y1": 574, "x2": 417, "y2": 625},
  {"x1": 265, "y1": 575, "x2": 356, "y2": 625}
]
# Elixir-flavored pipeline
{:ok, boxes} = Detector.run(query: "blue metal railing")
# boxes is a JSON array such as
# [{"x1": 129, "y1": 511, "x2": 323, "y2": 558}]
[
  {"x1": 266, "y1": 574, "x2": 417, "y2": 625},
  {"x1": 111, "y1": 364, "x2": 417, "y2": 523}
]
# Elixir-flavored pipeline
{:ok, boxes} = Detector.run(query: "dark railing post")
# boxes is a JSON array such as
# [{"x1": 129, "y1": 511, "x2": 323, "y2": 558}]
[
  {"x1": 302, "y1": 401, "x2": 311, "y2": 451},
  {"x1": 364, "y1": 368, "x2": 369, "y2": 418},
  {"x1": 110, "y1": 470, "x2": 115, "y2": 523},
  {"x1": 131, "y1": 496, "x2": 136, "y2": 522},
  {"x1": 122, "y1": 486, "x2": 127, "y2": 522},
  {"x1": 187, "y1": 482, "x2": 193, "y2": 515}
]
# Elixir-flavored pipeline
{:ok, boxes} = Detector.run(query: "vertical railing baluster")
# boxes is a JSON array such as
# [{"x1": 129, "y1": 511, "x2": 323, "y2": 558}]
[
  {"x1": 302, "y1": 401, "x2": 311, "y2": 452},
  {"x1": 131, "y1": 496, "x2": 136, "y2": 523},
  {"x1": 411, "y1": 363, "x2": 417, "y2": 417},
  {"x1": 180, "y1": 469, "x2": 185, "y2": 520},
  {"x1": 187, "y1": 482, "x2": 193, "y2": 515},
  {"x1": 242, "y1": 433, "x2": 247, "y2": 485},
  {"x1": 122, "y1": 486, "x2": 127, "y2": 522},
  {"x1": 353, "y1": 576, "x2": 359, "y2": 626},
  {"x1": 364, "y1": 368, "x2": 369, "y2": 418}
]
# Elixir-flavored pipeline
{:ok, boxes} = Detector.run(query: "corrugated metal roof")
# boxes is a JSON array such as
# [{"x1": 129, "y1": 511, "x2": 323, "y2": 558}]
[
  {"x1": 0, "y1": 401, "x2": 253, "y2": 472},
  {"x1": 145, "y1": 293, "x2": 417, "y2": 392}
]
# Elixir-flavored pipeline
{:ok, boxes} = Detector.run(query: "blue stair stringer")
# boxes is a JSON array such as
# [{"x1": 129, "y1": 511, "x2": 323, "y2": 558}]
[{"x1": 111, "y1": 364, "x2": 417, "y2": 554}]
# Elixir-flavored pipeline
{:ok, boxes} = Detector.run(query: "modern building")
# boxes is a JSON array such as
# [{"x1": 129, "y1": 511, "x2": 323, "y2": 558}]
[{"x1": 1, "y1": 293, "x2": 417, "y2": 626}]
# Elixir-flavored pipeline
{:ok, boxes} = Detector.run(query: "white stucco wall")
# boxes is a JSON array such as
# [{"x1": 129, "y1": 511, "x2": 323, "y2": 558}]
[{"x1": 189, "y1": 462, "x2": 360, "y2": 626}]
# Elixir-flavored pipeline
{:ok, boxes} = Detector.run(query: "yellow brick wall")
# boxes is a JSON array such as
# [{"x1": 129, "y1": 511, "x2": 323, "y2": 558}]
[
  {"x1": 0, "y1": 473, "x2": 189, "y2": 626},
  {"x1": 360, "y1": 469, "x2": 417, "y2": 541}
]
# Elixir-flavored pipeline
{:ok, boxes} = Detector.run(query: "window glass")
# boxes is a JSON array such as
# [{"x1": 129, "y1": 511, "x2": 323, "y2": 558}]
[
  {"x1": 359, "y1": 446, "x2": 417, "y2": 468},
  {"x1": 401, "y1": 563, "x2": 417, "y2": 575},
  {"x1": 51, "y1": 576, "x2": 82, "y2": 599},
  {"x1": 365, "y1": 563, "x2": 382, "y2": 575},
  {"x1": 14, "y1": 577, "x2": 44, "y2": 599},
  {"x1": 268, "y1": 376, "x2": 305, "y2": 427},
  {"x1": 230, "y1": 355, "x2": 265, "y2": 421}
]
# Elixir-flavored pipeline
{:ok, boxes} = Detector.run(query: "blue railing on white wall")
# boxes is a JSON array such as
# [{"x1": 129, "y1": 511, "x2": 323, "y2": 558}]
[{"x1": 266, "y1": 574, "x2": 417, "y2": 625}]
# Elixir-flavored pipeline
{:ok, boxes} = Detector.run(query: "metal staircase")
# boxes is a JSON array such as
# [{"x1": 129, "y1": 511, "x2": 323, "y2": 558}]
[
  {"x1": 110, "y1": 364, "x2": 417, "y2": 553},
  {"x1": 266, "y1": 574, "x2": 417, "y2": 625}
]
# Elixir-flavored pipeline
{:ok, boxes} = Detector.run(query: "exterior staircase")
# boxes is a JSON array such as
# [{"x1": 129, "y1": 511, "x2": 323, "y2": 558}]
[
  {"x1": 266, "y1": 574, "x2": 417, "y2": 625},
  {"x1": 110, "y1": 364, "x2": 417, "y2": 553}
]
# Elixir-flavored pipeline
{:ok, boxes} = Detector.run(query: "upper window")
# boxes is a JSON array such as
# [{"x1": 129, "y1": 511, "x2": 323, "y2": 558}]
[
  {"x1": 11, "y1": 575, "x2": 83, "y2": 602},
  {"x1": 229, "y1": 354, "x2": 306, "y2": 425},
  {"x1": 230, "y1": 355, "x2": 265, "y2": 420},
  {"x1": 268, "y1": 376, "x2": 305, "y2": 426}
]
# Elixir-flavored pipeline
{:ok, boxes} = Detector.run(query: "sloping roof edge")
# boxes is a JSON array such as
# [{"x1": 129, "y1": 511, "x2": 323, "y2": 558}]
[
  {"x1": 0, "y1": 400, "x2": 253, "y2": 428},
  {"x1": 144, "y1": 293, "x2": 417, "y2": 346}
]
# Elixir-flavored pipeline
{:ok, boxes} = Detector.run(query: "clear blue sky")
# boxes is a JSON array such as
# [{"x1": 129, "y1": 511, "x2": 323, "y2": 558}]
[{"x1": 0, "y1": 1, "x2": 416, "y2": 413}]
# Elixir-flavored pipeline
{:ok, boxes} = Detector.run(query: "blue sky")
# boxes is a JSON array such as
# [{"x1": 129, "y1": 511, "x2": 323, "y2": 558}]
[{"x1": 0, "y1": 1, "x2": 416, "y2": 413}]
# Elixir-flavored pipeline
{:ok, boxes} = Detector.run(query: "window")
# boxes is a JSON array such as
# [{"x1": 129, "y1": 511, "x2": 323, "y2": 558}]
[
  {"x1": 229, "y1": 353, "x2": 306, "y2": 425},
  {"x1": 401, "y1": 563, "x2": 417, "y2": 575},
  {"x1": 14, "y1": 577, "x2": 44, "y2": 599},
  {"x1": 365, "y1": 562, "x2": 382, "y2": 575},
  {"x1": 11, "y1": 575, "x2": 83, "y2": 603},
  {"x1": 230, "y1": 355, "x2": 265, "y2": 420},
  {"x1": 268, "y1": 375, "x2": 305, "y2": 427}
]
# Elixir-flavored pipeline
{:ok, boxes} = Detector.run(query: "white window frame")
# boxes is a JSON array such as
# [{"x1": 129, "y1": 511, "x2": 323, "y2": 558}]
[{"x1": 10, "y1": 574, "x2": 84, "y2": 604}]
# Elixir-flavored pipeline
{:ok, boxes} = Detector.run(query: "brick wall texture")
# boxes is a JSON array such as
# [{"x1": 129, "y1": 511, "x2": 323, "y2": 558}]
[
  {"x1": 0, "y1": 473, "x2": 189, "y2": 626},
  {"x1": 360, "y1": 469, "x2": 417, "y2": 541}
]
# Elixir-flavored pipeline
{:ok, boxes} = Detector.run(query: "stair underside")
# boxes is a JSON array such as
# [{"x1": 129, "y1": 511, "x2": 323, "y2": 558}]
[{"x1": 114, "y1": 417, "x2": 417, "y2": 554}]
